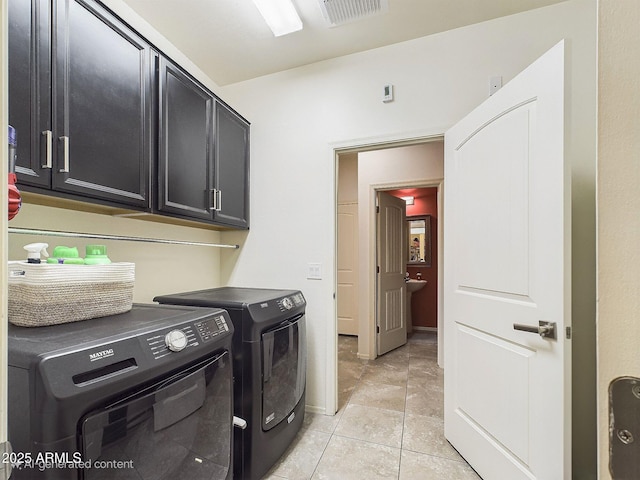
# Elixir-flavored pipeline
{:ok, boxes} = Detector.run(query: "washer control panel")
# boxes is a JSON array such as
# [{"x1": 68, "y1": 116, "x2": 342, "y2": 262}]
[
  {"x1": 195, "y1": 314, "x2": 230, "y2": 342},
  {"x1": 143, "y1": 314, "x2": 229, "y2": 360},
  {"x1": 146, "y1": 325, "x2": 198, "y2": 360}
]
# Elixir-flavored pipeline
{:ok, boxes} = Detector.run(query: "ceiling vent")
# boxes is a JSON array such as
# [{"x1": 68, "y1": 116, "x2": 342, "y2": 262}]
[{"x1": 317, "y1": 0, "x2": 389, "y2": 27}]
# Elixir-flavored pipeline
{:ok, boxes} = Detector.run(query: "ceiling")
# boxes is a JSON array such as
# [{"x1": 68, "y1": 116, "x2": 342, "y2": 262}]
[{"x1": 122, "y1": 0, "x2": 568, "y2": 86}]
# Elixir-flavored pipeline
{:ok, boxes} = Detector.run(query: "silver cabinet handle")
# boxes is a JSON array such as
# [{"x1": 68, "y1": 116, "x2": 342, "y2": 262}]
[
  {"x1": 59, "y1": 136, "x2": 69, "y2": 173},
  {"x1": 42, "y1": 130, "x2": 52, "y2": 169},
  {"x1": 216, "y1": 189, "x2": 222, "y2": 212},
  {"x1": 513, "y1": 321, "x2": 556, "y2": 340},
  {"x1": 208, "y1": 188, "x2": 218, "y2": 212}
]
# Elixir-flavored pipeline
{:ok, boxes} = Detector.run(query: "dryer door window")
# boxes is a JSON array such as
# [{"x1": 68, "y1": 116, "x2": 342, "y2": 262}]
[
  {"x1": 79, "y1": 351, "x2": 232, "y2": 480},
  {"x1": 261, "y1": 314, "x2": 306, "y2": 431}
]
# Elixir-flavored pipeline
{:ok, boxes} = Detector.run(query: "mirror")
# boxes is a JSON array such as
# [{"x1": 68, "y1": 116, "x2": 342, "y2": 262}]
[{"x1": 407, "y1": 215, "x2": 431, "y2": 266}]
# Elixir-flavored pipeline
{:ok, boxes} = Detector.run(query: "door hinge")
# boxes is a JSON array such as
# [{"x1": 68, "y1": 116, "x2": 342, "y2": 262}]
[
  {"x1": 376, "y1": 265, "x2": 380, "y2": 274},
  {"x1": 376, "y1": 205, "x2": 380, "y2": 213},
  {"x1": 376, "y1": 325, "x2": 380, "y2": 333},
  {"x1": 566, "y1": 326, "x2": 572, "y2": 339}
]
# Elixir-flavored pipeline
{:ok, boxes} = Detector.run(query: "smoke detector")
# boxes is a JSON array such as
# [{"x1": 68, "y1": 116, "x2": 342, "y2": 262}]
[{"x1": 317, "y1": 0, "x2": 389, "y2": 27}]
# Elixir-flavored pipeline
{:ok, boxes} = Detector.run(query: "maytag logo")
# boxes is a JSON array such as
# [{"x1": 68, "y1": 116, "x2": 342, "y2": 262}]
[{"x1": 89, "y1": 348, "x2": 114, "y2": 362}]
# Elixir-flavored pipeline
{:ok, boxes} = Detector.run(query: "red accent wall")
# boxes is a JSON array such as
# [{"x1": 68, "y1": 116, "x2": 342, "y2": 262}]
[{"x1": 388, "y1": 187, "x2": 438, "y2": 329}]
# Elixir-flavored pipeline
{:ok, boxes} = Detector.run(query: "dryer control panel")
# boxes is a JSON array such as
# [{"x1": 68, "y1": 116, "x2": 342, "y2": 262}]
[{"x1": 277, "y1": 293, "x2": 305, "y2": 312}]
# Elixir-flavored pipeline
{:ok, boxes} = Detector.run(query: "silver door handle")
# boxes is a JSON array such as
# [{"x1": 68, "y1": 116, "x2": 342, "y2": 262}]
[
  {"x1": 59, "y1": 136, "x2": 69, "y2": 173},
  {"x1": 42, "y1": 130, "x2": 52, "y2": 169},
  {"x1": 513, "y1": 321, "x2": 556, "y2": 340}
]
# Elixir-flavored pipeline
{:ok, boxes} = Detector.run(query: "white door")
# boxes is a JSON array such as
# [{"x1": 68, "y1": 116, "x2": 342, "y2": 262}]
[
  {"x1": 338, "y1": 202, "x2": 359, "y2": 335},
  {"x1": 377, "y1": 192, "x2": 407, "y2": 356},
  {"x1": 444, "y1": 41, "x2": 570, "y2": 480}
]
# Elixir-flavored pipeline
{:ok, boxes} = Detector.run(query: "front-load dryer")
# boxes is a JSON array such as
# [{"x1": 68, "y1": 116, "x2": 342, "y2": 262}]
[{"x1": 154, "y1": 287, "x2": 306, "y2": 480}]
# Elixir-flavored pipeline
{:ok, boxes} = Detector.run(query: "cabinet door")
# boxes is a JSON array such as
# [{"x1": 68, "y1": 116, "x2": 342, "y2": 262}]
[
  {"x1": 214, "y1": 103, "x2": 250, "y2": 229},
  {"x1": 52, "y1": 0, "x2": 152, "y2": 208},
  {"x1": 157, "y1": 57, "x2": 214, "y2": 220},
  {"x1": 8, "y1": 0, "x2": 52, "y2": 188}
]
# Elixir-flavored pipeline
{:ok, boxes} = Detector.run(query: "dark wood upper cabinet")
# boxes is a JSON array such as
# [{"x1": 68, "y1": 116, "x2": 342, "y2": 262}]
[
  {"x1": 8, "y1": 0, "x2": 249, "y2": 228},
  {"x1": 214, "y1": 102, "x2": 250, "y2": 229},
  {"x1": 158, "y1": 57, "x2": 250, "y2": 228},
  {"x1": 9, "y1": 0, "x2": 153, "y2": 208},
  {"x1": 52, "y1": 0, "x2": 153, "y2": 207}
]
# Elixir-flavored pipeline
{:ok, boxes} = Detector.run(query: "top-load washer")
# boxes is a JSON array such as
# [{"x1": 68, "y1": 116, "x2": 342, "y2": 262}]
[
  {"x1": 7, "y1": 303, "x2": 234, "y2": 480},
  {"x1": 154, "y1": 287, "x2": 306, "y2": 480}
]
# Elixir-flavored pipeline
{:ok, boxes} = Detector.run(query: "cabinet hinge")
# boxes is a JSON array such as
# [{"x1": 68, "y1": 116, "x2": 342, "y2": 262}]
[
  {"x1": 376, "y1": 325, "x2": 380, "y2": 333},
  {"x1": 376, "y1": 265, "x2": 380, "y2": 274},
  {"x1": 566, "y1": 326, "x2": 572, "y2": 339}
]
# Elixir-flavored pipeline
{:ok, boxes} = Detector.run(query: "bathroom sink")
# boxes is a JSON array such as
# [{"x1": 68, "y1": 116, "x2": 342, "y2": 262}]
[{"x1": 406, "y1": 279, "x2": 427, "y2": 293}]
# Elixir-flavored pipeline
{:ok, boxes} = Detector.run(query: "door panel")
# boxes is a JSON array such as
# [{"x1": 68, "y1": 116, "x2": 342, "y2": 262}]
[
  {"x1": 158, "y1": 57, "x2": 213, "y2": 219},
  {"x1": 444, "y1": 41, "x2": 569, "y2": 480},
  {"x1": 377, "y1": 192, "x2": 407, "y2": 356},
  {"x1": 455, "y1": 325, "x2": 533, "y2": 463},
  {"x1": 8, "y1": 0, "x2": 52, "y2": 188},
  {"x1": 455, "y1": 105, "x2": 531, "y2": 297},
  {"x1": 214, "y1": 102, "x2": 250, "y2": 228},
  {"x1": 54, "y1": 0, "x2": 152, "y2": 206},
  {"x1": 338, "y1": 203, "x2": 359, "y2": 336}
]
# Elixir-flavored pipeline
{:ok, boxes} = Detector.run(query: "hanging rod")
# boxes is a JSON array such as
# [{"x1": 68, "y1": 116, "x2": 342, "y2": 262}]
[{"x1": 8, "y1": 227, "x2": 239, "y2": 249}]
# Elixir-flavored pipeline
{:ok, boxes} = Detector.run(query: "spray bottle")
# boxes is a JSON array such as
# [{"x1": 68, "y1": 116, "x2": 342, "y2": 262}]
[
  {"x1": 8, "y1": 125, "x2": 22, "y2": 220},
  {"x1": 24, "y1": 243, "x2": 49, "y2": 264}
]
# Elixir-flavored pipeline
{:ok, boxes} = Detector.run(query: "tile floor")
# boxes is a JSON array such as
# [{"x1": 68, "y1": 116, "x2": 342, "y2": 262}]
[{"x1": 264, "y1": 332, "x2": 482, "y2": 480}]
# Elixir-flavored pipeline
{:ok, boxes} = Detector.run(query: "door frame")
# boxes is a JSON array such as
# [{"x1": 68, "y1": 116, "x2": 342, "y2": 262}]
[
  {"x1": 374, "y1": 182, "x2": 442, "y2": 358},
  {"x1": 330, "y1": 130, "x2": 445, "y2": 415}
]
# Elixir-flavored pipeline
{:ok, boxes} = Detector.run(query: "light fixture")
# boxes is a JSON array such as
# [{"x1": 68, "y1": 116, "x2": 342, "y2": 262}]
[
  {"x1": 401, "y1": 196, "x2": 415, "y2": 205},
  {"x1": 251, "y1": 0, "x2": 303, "y2": 37}
]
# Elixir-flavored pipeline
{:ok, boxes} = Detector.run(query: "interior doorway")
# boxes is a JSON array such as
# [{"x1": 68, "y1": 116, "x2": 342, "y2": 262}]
[
  {"x1": 386, "y1": 187, "x2": 440, "y2": 333},
  {"x1": 335, "y1": 137, "x2": 445, "y2": 413}
]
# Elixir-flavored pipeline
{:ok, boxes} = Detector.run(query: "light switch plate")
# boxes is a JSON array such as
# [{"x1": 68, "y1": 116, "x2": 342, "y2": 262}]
[{"x1": 307, "y1": 263, "x2": 322, "y2": 280}]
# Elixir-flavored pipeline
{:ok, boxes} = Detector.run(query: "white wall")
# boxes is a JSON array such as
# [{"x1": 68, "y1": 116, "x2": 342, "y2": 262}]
[
  {"x1": 219, "y1": 2, "x2": 597, "y2": 446},
  {"x1": 7, "y1": 203, "x2": 224, "y2": 303},
  {"x1": 597, "y1": 1, "x2": 640, "y2": 478}
]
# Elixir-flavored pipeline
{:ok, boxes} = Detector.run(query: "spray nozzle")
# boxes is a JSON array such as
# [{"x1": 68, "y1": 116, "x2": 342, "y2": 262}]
[{"x1": 24, "y1": 243, "x2": 49, "y2": 264}]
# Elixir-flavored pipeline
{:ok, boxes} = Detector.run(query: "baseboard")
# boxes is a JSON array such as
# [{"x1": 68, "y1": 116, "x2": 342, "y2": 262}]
[
  {"x1": 305, "y1": 405, "x2": 326, "y2": 415},
  {"x1": 412, "y1": 326, "x2": 437, "y2": 332}
]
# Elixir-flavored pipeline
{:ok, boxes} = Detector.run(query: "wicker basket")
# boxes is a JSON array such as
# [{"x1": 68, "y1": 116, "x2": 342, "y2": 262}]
[{"x1": 8, "y1": 261, "x2": 135, "y2": 327}]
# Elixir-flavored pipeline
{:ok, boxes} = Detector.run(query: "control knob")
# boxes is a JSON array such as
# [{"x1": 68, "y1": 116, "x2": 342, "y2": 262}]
[
  {"x1": 281, "y1": 297, "x2": 294, "y2": 310},
  {"x1": 165, "y1": 329, "x2": 188, "y2": 352}
]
